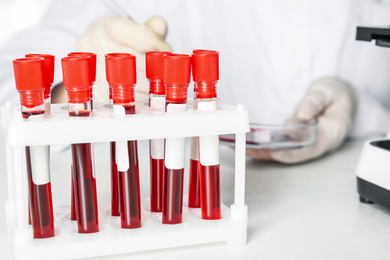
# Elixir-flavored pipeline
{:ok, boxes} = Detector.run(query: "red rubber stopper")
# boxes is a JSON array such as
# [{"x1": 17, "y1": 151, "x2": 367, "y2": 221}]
[
  {"x1": 146, "y1": 51, "x2": 171, "y2": 80},
  {"x1": 25, "y1": 54, "x2": 54, "y2": 99},
  {"x1": 111, "y1": 85, "x2": 135, "y2": 104},
  {"x1": 61, "y1": 56, "x2": 91, "y2": 103},
  {"x1": 105, "y1": 53, "x2": 136, "y2": 87},
  {"x1": 13, "y1": 57, "x2": 45, "y2": 108},
  {"x1": 192, "y1": 50, "x2": 219, "y2": 99},
  {"x1": 13, "y1": 57, "x2": 45, "y2": 92},
  {"x1": 191, "y1": 50, "x2": 219, "y2": 82},
  {"x1": 68, "y1": 52, "x2": 97, "y2": 83},
  {"x1": 164, "y1": 54, "x2": 191, "y2": 86},
  {"x1": 166, "y1": 85, "x2": 188, "y2": 104}
]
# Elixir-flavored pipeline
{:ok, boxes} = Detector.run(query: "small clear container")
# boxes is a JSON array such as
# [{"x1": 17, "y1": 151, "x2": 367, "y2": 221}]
[{"x1": 220, "y1": 111, "x2": 317, "y2": 150}]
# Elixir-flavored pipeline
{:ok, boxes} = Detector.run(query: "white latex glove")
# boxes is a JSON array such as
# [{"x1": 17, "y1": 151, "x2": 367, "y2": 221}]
[
  {"x1": 76, "y1": 15, "x2": 172, "y2": 103},
  {"x1": 247, "y1": 77, "x2": 356, "y2": 164}
]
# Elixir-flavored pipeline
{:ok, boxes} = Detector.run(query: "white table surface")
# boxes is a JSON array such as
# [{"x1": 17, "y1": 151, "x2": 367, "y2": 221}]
[{"x1": 1, "y1": 138, "x2": 390, "y2": 260}]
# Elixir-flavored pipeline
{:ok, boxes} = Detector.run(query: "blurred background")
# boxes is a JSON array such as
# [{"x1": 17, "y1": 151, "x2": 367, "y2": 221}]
[{"x1": 0, "y1": 0, "x2": 51, "y2": 48}]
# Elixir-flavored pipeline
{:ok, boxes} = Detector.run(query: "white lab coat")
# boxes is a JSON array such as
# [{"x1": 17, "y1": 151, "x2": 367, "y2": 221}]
[{"x1": 1, "y1": 0, "x2": 390, "y2": 138}]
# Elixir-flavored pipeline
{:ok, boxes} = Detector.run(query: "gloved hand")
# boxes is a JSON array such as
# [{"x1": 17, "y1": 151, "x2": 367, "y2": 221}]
[
  {"x1": 246, "y1": 77, "x2": 356, "y2": 164},
  {"x1": 76, "y1": 15, "x2": 172, "y2": 102}
]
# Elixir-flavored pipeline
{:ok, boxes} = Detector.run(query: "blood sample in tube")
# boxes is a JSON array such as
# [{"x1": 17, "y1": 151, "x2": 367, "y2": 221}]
[
  {"x1": 62, "y1": 55, "x2": 99, "y2": 233},
  {"x1": 70, "y1": 166, "x2": 77, "y2": 220},
  {"x1": 110, "y1": 141, "x2": 120, "y2": 216},
  {"x1": 106, "y1": 53, "x2": 141, "y2": 228},
  {"x1": 188, "y1": 155, "x2": 201, "y2": 208},
  {"x1": 66, "y1": 53, "x2": 97, "y2": 220},
  {"x1": 13, "y1": 57, "x2": 55, "y2": 238},
  {"x1": 192, "y1": 50, "x2": 221, "y2": 219},
  {"x1": 25, "y1": 54, "x2": 55, "y2": 225},
  {"x1": 162, "y1": 53, "x2": 191, "y2": 224},
  {"x1": 25, "y1": 54, "x2": 54, "y2": 113},
  {"x1": 68, "y1": 52, "x2": 97, "y2": 110},
  {"x1": 146, "y1": 51, "x2": 170, "y2": 212}
]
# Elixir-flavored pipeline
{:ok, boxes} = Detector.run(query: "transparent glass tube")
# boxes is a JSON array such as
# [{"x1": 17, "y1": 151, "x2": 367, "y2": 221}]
[
  {"x1": 20, "y1": 90, "x2": 55, "y2": 238},
  {"x1": 188, "y1": 138, "x2": 200, "y2": 208},
  {"x1": 195, "y1": 82, "x2": 221, "y2": 220},
  {"x1": 70, "y1": 166, "x2": 76, "y2": 220},
  {"x1": 188, "y1": 97, "x2": 200, "y2": 208},
  {"x1": 110, "y1": 141, "x2": 120, "y2": 216},
  {"x1": 68, "y1": 89, "x2": 99, "y2": 233},
  {"x1": 71, "y1": 142, "x2": 99, "y2": 233},
  {"x1": 112, "y1": 85, "x2": 141, "y2": 228},
  {"x1": 149, "y1": 81, "x2": 166, "y2": 212},
  {"x1": 163, "y1": 84, "x2": 188, "y2": 224},
  {"x1": 109, "y1": 91, "x2": 120, "y2": 217},
  {"x1": 43, "y1": 83, "x2": 52, "y2": 114}
]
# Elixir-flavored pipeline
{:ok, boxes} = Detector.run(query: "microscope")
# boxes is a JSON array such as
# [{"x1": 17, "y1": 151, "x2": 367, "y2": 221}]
[{"x1": 355, "y1": 26, "x2": 390, "y2": 209}]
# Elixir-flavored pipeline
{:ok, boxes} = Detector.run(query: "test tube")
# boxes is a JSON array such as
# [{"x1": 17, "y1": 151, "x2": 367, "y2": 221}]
[
  {"x1": 188, "y1": 50, "x2": 201, "y2": 209},
  {"x1": 24, "y1": 54, "x2": 55, "y2": 225},
  {"x1": 68, "y1": 52, "x2": 97, "y2": 109},
  {"x1": 67, "y1": 52, "x2": 98, "y2": 220},
  {"x1": 62, "y1": 56, "x2": 99, "y2": 233},
  {"x1": 13, "y1": 57, "x2": 55, "y2": 238},
  {"x1": 192, "y1": 50, "x2": 221, "y2": 220},
  {"x1": 101, "y1": 52, "x2": 120, "y2": 217},
  {"x1": 25, "y1": 54, "x2": 55, "y2": 113},
  {"x1": 106, "y1": 53, "x2": 141, "y2": 228},
  {"x1": 68, "y1": 52, "x2": 97, "y2": 220},
  {"x1": 145, "y1": 51, "x2": 170, "y2": 212},
  {"x1": 162, "y1": 54, "x2": 191, "y2": 224},
  {"x1": 188, "y1": 51, "x2": 203, "y2": 209}
]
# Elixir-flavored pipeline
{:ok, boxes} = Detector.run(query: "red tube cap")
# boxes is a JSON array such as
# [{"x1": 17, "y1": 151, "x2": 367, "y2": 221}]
[
  {"x1": 13, "y1": 57, "x2": 45, "y2": 92},
  {"x1": 105, "y1": 53, "x2": 136, "y2": 86},
  {"x1": 192, "y1": 50, "x2": 219, "y2": 82},
  {"x1": 164, "y1": 54, "x2": 191, "y2": 85},
  {"x1": 61, "y1": 56, "x2": 91, "y2": 89},
  {"x1": 26, "y1": 54, "x2": 55, "y2": 99},
  {"x1": 25, "y1": 54, "x2": 55, "y2": 85},
  {"x1": 145, "y1": 51, "x2": 171, "y2": 80},
  {"x1": 68, "y1": 52, "x2": 97, "y2": 83}
]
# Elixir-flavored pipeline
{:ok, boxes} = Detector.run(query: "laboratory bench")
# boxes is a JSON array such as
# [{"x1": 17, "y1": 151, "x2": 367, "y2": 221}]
[{"x1": 1, "y1": 138, "x2": 390, "y2": 260}]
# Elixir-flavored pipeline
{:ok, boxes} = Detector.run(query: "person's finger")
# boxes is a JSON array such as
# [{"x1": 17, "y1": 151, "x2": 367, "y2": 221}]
[
  {"x1": 269, "y1": 114, "x2": 344, "y2": 164},
  {"x1": 247, "y1": 77, "x2": 356, "y2": 164},
  {"x1": 105, "y1": 16, "x2": 172, "y2": 52},
  {"x1": 270, "y1": 118, "x2": 333, "y2": 164},
  {"x1": 295, "y1": 77, "x2": 355, "y2": 122},
  {"x1": 294, "y1": 90, "x2": 326, "y2": 121},
  {"x1": 145, "y1": 16, "x2": 168, "y2": 38}
]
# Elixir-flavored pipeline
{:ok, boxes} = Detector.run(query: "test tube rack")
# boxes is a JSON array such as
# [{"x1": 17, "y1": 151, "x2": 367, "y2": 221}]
[{"x1": 1, "y1": 101, "x2": 250, "y2": 260}]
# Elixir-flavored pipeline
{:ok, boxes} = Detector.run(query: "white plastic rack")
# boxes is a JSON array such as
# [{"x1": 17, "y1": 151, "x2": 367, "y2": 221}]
[{"x1": 1, "y1": 101, "x2": 250, "y2": 260}]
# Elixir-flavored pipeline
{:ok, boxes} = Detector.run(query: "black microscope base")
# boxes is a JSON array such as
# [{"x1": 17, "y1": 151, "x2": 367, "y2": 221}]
[{"x1": 357, "y1": 177, "x2": 390, "y2": 209}]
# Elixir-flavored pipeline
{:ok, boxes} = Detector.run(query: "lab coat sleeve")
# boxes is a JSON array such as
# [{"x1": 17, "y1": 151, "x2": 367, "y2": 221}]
[
  {"x1": 350, "y1": 88, "x2": 390, "y2": 138},
  {"x1": 0, "y1": 0, "x2": 113, "y2": 107}
]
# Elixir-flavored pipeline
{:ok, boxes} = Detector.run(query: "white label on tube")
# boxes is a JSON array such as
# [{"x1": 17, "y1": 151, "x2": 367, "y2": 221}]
[
  {"x1": 197, "y1": 100, "x2": 219, "y2": 165},
  {"x1": 199, "y1": 135, "x2": 220, "y2": 166},
  {"x1": 165, "y1": 103, "x2": 186, "y2": 169},
  {"x1": 166, "y1": 103, "x2": 186, "y2": 113},
  {"x1": 150, "y1": 96, "x2": 166, "y2": 110},
  {"x1": 190, "y1": 137, "x2": 199, "y2": 160},
  {"x1": 30, "y1": 145, "x2": 50, "y2": 185},
  {"x1": 28, "y1": 114, "x2": 45, "y2": 120},
  {"x1": 150, "y1": 96, "x2": 166, "y2": 159},
  {"x1": 116, "y1": 141, "x2": 129, "y2": 172},
  {"x1": 165, "y1": 137, "x2": 185, "y2": 169},
  {"x1": 197, "y1": 100, "x2": 217, "y2": 111},
  {"x1": 151, "y1": 139, "x2": 165, "y2": 159}
]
